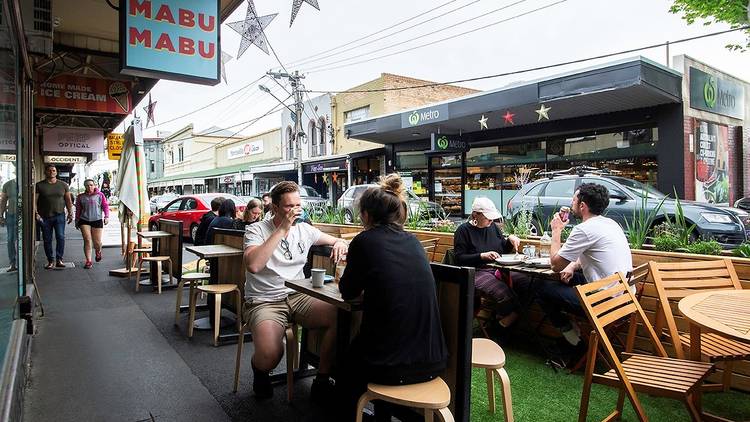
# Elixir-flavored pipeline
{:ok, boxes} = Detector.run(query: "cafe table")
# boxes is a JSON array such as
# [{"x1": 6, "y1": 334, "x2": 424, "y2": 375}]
[
  {"x1": 136, "y1": 230, "x2": 175, "y2": 287},
  {"x1": 184, "y1": 244, "x2": 244, "y2": 333},
  {"x1": 678, "y1": 290, "x2": 750, "y2": 361}
]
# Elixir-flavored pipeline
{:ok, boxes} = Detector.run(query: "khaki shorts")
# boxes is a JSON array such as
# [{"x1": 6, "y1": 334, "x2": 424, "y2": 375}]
[{"x1": 243, "y1": 292, "x2": 316, "y2": 330}]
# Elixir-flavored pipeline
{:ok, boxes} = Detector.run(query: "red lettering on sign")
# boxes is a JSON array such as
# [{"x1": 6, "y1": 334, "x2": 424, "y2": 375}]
[
  {"x1": 155, "y1": 4, "x2": 175, "y2": 24},
  {"x1": 179, "y1": 8, "x2": 195, "y2": 28},
  {"x1": 129, "y1": 27, "x2": 152, "y2": 47},
  {"x1": 198, "y1": 41, "x2": 215, "y2": 59},
  {"x1": 198, "y1": 14, "x2": 215, "y2": 32},
  {"x1": 179, "y1": 37, "x2": 195, "y2": 55},
  {"x1": 155, "y1": 33, "x2": 175, "y2": 52},
  {"x1": 129, "y1": 0, "x2": 151, "y2": 18}
]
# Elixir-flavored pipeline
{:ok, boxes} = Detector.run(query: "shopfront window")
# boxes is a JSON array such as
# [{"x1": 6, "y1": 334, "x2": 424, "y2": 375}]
[
  {"x1": 431, "y1": 154, "x2": 462, "y2": 216},
  {"x1": 396, "y1": 151, "x2": 429, "y2": 198},
  {"x1": 353, "y1": 157, "x2": 381, "y2": 185}
]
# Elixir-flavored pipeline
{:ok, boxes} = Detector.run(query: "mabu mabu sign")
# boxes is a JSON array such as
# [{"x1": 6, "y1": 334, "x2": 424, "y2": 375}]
[{"x1": 120, "y1": 0, "x2": 220, "y2": 85}]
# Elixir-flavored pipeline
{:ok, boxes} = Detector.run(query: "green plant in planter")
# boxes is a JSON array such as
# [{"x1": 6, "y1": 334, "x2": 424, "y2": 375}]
[
  {"x1": 685, "y1": 240, "x2": 723, "y2": 256},
  {"x1": 653, "y1": 234, "x2": 682, "y2": 252},
  {"x1": 663, "y1": 190, "x2": 697, "y2": 247},
  {"x1": 624, "y1": 189, "x2": 666, "y2": 249},
  {"x1": 511, "y1": 209, "x2": 532, "y2": 239},
  {"x1": 732, "y1": 243, "x2": 750, "y2": 258}
]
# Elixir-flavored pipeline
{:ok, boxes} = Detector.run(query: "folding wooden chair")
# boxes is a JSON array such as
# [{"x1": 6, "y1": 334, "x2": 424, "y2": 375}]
[
  {"x1": 649, "y1": 259, "x2": 750, "y2": 392},
  {"x1": 575, "y1": 272, "x2": 715, "y2": 422}
]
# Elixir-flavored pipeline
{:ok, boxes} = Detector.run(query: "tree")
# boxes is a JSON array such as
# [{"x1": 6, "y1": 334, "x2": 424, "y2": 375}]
[{"x1": 669, "y1": 0, "x2": 750, "y2": 51}]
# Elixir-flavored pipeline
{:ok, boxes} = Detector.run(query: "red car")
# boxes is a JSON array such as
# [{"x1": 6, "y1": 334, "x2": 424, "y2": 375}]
[{"x1": 148, "y1": 193, "x2": 247, "y2": 243}]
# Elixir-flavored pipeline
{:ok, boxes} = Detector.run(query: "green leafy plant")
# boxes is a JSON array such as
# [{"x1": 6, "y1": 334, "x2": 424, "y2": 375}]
[
  {"x1": 669, "y1": 0, "x2": 750, "y2": 52},
  {"x1": 510, "y1": 209, "x2": 532, "y2": 239},
  {"x1": 732, "y1": 243, "x2": 750, "y2": 258},
  {"x1": 653, "y1": 234, "x2": 682, "y2": 252},
  {"x1": 406, "y1": 201, "x2": 430, "y2": 230},
  {"x1": 685, "y1": 240, "x2": 723, "y2": 256},
  {"x1": 662, "y1": 189, "x2": 697, "y2": 248},
  {"x1": 624, "y1": 189, "x2": 666, "y2": 249}
]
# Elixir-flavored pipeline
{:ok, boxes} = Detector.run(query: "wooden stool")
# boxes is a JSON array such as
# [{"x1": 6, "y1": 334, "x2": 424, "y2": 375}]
[
  {"x1": 128, "y1": 247, "x2": 152, "y2": 281},
  {"x1": 472, "y1": 338, "x2": 513, "y2": 421},
  {"x1": 355, "y1": 377, "x2": 454, "y2": 422},
  {"x1": 234, "y1": 322, "x2": 298, "y2": 402},
  {"x1": 174, "y1": 272, "x2": 210, "y2": 326},
  {"x1": 188, "y1": 284, "x2": 242, "y2": 347},
  {"x1": 135, "y1": 256, "x2": 173, "y2": 294}
]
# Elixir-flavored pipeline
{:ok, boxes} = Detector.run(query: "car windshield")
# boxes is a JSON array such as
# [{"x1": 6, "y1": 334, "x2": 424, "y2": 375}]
[
  {"x1": 606, "y1": 176, "x2": 666, "y2": 199},
  {"x1": 300, "y1": 186, "x2": 322, "y2": 197}
]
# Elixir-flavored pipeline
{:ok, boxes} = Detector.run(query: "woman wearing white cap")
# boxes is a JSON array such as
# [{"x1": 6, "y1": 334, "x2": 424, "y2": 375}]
[{"x1": 453, "y1": 197, "x2": 525, "y2": 328}]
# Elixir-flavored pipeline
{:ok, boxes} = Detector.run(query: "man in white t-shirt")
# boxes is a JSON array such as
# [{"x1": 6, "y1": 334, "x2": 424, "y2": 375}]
[
  {"x1": 545, "y1": 182, "x2": 632, "y2": 346},
  {"x1": 244, "y1": 181, "x2": 348, "y2": 400}
]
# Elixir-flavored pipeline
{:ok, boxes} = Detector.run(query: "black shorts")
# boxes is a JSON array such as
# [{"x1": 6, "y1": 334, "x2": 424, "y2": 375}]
[{"x1": 78, "y1": 219, "x2": 103, "y2": 229}]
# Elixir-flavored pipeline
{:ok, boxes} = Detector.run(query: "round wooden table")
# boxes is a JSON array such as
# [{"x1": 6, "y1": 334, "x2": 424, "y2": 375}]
[{"x1": 678, "y1": 290, "x2": 750, "y2": 361}]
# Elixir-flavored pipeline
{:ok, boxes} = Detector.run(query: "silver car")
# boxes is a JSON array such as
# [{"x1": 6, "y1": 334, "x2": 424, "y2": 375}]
[
  {"x1": 337, "y1": 184, "x2": 443, "y2": 224},
  {"x1": 149, "y1": 193, "x2": 179, "y2": 214}
]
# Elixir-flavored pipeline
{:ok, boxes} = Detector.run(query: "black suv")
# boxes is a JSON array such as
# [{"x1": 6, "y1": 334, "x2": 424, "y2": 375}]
[{"x1": 506, "y1": 173, "x2": 749, "y2": 247}]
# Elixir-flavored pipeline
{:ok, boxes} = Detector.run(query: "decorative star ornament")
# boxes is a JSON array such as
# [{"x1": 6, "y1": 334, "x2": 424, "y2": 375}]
[
  {"x1": 502, "y1": 110, "x2": 515, "y2": 125},
  {"x1": 478, "y1": 114, "x2": 488, "y2": 130},
  {"x1": 220, "y1": 51, "x2": 233, "y2": 84},
  {"x1": 227, "y1": 0, "x2": 278, "y2": 57},
  {"x1": 143, "y1": 94, "x2": 157, "y2": 128},
  {"x1": 535, "y1": 104, "x2": 551, "y2": 121},
  {"x1": 290, "y1": 0, "x2": 320, "y2": 26}
]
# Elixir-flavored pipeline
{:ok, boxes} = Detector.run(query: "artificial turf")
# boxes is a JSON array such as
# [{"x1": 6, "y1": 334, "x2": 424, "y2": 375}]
[{"x1": 469, "y1": 347, "x2": 750, "y2": 421}]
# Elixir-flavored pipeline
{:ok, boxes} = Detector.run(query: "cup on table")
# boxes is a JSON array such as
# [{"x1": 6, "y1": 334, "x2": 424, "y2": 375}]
[
  {"x1": 559, "y1": 206, "x2": 571, "y2": 222},
  {"x1": 311, "y1": 268, "x2": 326, "y2": 288}
]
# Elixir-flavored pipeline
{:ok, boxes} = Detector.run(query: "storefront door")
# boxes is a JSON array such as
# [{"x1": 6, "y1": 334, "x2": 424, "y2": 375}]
[{"x1": 429, "y1": 154, "x2": 463, "y2": 216}]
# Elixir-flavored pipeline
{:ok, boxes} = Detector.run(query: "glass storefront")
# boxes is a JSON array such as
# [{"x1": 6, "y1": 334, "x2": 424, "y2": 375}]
[
  {"x1": 431, "y1": 154, "x2": 462, "y2": 216},
  {"x1": 352, "y1": 157, "x2": 381, "y2": 185},
  {"x1": 396, "y1": 151, "x2": 429, "y2": 199}
]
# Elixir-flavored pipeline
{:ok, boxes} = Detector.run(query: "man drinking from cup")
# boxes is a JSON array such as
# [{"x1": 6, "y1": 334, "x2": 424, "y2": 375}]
[{"x1": 243, "y1": 181, "x2": 348, "y2": 400}]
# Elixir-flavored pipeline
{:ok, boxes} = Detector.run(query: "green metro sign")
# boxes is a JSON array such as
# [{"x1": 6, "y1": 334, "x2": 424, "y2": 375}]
[
  {"x1": 689, "y1": 67, "x2": 744, "y2": 119},
  {"x1": 430, "y1": 133, "x2": 466, "y2": 153}
]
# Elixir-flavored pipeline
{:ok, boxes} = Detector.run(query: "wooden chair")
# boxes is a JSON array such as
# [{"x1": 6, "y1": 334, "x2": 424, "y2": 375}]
[
  {"x1": 420, "y1": 238, "x2": 440, "y2": 262},
  {"x1": 127, "y1": 245, "x2": 151, "y2": 281},
  {"x1": 575, "y1": 272, "x2": 715, "y2": 422},
  {"x1": 187, "y1": 284, "x2": 242, "y2": 347},
  {"x1": 649, "y1": 259, "x2": 750, "y2": 392},
  {"x1": 174, "y1": 272, "x2": 210, "y2": 326},
  {"x1": 135, "y1": 256, "x2": 173, "y2": 294},
  {"x1": 472, "y1": 338, "x2": 513, "y2": 421},
  {"x1": 354, "y1": 377, "x2": 454, "y2": 422}
]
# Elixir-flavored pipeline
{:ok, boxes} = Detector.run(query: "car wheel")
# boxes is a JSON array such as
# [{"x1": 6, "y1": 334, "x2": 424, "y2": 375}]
[
  {"x1": 344, "y1": 210, "x2": 354, "y2": 225},
  {"x1": 190, "y1": 224, "x2": 199, "y2": 244},
  {"x1": 149, "y1": 222, "x2": 158, "y2": 231}
]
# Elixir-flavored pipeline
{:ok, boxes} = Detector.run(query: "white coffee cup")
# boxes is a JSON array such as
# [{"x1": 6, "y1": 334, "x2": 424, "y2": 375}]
[{"x1": 311, "y1": 268, "x2": 326, "y2": 288}]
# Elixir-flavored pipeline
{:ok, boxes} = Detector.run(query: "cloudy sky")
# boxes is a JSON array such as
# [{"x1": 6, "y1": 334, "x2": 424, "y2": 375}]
[{"x1": 119, "y1": 0, "x2": 749, "y2": 140}]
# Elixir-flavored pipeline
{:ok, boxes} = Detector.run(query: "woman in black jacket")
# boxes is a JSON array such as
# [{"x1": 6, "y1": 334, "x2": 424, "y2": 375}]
[
  {"x1": 206, "y1": 199, "x2": 236, "y2": 245},
  {"x1": 337, "y1": 174, "x2": 447, "y2": 421}
]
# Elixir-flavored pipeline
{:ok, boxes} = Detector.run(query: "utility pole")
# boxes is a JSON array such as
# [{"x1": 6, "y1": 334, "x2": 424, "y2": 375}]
[{"x1": 266, "y1": 70, "x2": 305, "y2": 185}]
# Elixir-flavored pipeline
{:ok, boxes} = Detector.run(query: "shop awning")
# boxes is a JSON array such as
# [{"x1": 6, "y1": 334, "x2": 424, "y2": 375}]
[
  {"x1": 148, "y1": 159, "x2": 276, "y2": 186},
  {"x1": 345, "y1": 57, "x2": 682, "y2": 144},
  {"x1": 250, "y1": 161, "x2": 296, "y2": 175}
]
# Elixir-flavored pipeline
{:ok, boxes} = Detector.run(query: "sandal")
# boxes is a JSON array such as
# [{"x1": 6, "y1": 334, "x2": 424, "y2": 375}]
[{"x1": 44, "y1": 262, "x2": 55, "y2": 270}]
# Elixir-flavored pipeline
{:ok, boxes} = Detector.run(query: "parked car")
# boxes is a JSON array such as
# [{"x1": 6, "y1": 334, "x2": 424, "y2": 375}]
[
  {"x1": 149, "y1": 193, "x2": 179, "y2": 214},
  {"x1": 269, "y1": 183, "x2": 328, "y2": 209},
  {"x1": 506, "y1": 173, "x2": 749, "y2": 247},
  {"x1": 734, "y1": 197, "x2": 750, "y2": 212},
  {"x1": 337, "y1": 184, "x2": 444, "y2": 224},
  {"x1": 148, "y1": 193, "x2": 247, "y2": 243}
]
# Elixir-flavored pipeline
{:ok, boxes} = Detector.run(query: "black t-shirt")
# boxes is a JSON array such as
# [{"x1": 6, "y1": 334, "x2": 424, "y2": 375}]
[
  {"x1": 339, "y1": 225, "x2": 447, "y2": 379},
  {"x1": 206, "y1": 216, "x2": 235, "y2": 245},
  {"x1": 453, "y1": 222, "x2": 513, "y2": 268},
  {"x1": 194, "y1": 211, "x2": 216, "y2": 246}
]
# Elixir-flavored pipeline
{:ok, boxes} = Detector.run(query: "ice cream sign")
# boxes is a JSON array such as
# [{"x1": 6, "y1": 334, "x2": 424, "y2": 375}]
[
  {"x1": 36, "y1": 75, "x2": 132, "y2": 115},
  {"x1": 120, "y1": 0, "x2": 220, "y2": 85}
]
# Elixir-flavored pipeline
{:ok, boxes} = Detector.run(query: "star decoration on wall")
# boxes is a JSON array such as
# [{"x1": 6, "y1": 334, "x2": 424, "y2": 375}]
[
  {"x1": 220, "y1": 51, "x2": 233, "y2": 84},
  {"x1": 227, "y1": 0, "x2": 278, "y2": 57},
  {"x1": 535, "y1": 104, "x2": 551, "y2": 121},
  {"x1": 290, "y1": 0, "x2": 320, "y2": 26},
  {"x1": 502, "y1": 110, "x2": 515, "y2": 125},
  {"x1": 478, "y1": 114, "x2": 488, "y2": 130},
  {"x1": 143, "y1": 94, "x2": 157, "y2": 128}
]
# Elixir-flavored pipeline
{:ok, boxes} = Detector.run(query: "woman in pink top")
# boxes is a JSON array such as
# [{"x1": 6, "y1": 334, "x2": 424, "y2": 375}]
[{"x1": 75, "y1": 179, "x2": 110, "y2": 269}]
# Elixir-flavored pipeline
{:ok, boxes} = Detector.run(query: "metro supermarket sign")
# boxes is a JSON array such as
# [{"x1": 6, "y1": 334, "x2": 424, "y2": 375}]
[{"x1": 120, "y1": 0, "x2": 220, "y2": 85}]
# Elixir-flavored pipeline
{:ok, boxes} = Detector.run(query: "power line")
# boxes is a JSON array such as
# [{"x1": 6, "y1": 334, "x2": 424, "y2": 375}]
[
  {"x1": 283, "y1": 0, "x2": 459, "y2": 67},
  {"x1": 305, "y1": 25, "x2": 750, "y2": 94},
  {"x1": 303, "y1": 0, "x2": 552, "y2": 74},
  {"x1": 288, "y1": 0, "x2": 485, "y2": 69}
]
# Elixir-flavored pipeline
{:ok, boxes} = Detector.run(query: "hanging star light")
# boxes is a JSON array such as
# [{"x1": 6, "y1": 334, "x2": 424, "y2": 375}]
[
  {"x1": 290, "y1": 0, "x2": 320, "y2": 26},
  {"x1": 535, "y1": 104, "x2": 551, "y2": 121},
  {"x1": 143, "y1": 94, "x2": 157, "y2": 128},
  {"x1": 502, "y1": 110, "x2": 515, "y2": 125},
  {"x1": 227, "y1": 0, "x2": 278, "y2": 57},
  {"x1": 478, "y1": 114, "x2": 488, "y2": 130},
  {"x1": 220, "y1": 51, "x2": 233, "y2": 84}
]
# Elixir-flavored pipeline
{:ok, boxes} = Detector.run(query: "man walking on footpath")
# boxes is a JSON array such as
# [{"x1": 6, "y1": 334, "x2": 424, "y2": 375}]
[
  {"x1": 36, "y1": 164, "x2": 74, "y2": 269},
  {"x1": 0, "y1": 176, "x2": 17, "y2": 272}
]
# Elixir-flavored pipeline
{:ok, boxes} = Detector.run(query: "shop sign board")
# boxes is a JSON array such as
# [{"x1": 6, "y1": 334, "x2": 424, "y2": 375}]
[
  {"x1": 107, "y1": 132, "x2": 125, "y2": 160},
  {"x1": 401, "y1": 104, "x2": 449, "y2": 128},
  {"x1": 227, "y1": 140, "x2": 264, "y2": 160},
  {"x1": 303, "y1": 158, "x2": 348, "y2": 174},
  {"x1": 120, "y1": 0, "x2": 221, "y2": 85},
  {"x1": 694, "y1": 120, "x2": 729, "y2": 204},
  {"x1": 36, "y1": 74, "x2": 133, "y2": 114},
  {"x1": 430, "y1": 133, "x2": 467, "y2": 153},
  {"x1": 0, "y1": 154, "x2": 16, "y2": 162},
  {"x1": 43, "y1": 127, "x2": 105, "y2": 154},
  {"x1": 689, "y1": 67, "x2": 745, "y2": 119},
  {"x1": 44, "y1": 155, "x2": 88, "y2": 164}
]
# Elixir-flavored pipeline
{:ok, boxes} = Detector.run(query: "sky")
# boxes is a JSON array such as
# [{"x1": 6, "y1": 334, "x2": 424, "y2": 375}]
[{"x1": 115, "y1": 0, "x2": 750, "y2": 143}]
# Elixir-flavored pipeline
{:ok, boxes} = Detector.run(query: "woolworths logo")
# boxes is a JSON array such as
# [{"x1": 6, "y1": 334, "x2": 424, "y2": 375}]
[
  {"x1": 436, "y1": 136, "x2": 449, "y2": 150},
  {"x1": 409, "y1": 111, "x2": 420, "y2": 126},
  {"x1": 704, "y1": 76, "x2": 717, "y2": 108}
]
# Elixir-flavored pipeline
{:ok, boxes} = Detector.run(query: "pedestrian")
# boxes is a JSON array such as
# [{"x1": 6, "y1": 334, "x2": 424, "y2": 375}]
[
  {"x1": 261, "y1": 193, "x2": 271, "y2": 214},
  {"x1": 0, "y1": 176, "x2": 18, "y2": 272},
  {"x1": 233, "y1": 198, "x2": 263, "y2": 231},
  {"x1": 194, "y1": 196, "x2": 225, "y2": 245},
  {"x1": 36, "y1": 164, "x2": 74, "y2": 269},
  {"x1": 206, "y1": 199, "x2": 236, "y2": 245},
  {"x1": 75, "y1": 179, "x2": 110, "y2": 269}
]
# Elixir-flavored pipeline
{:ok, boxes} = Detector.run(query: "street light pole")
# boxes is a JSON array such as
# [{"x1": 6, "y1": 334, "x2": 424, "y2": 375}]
[{"x1": 264, "y1": 70, "x2": 305, "y2": 185}]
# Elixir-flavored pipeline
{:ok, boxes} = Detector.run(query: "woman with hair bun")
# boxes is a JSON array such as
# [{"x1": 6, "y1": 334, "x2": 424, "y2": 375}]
[{"x1": 336, "y1": 173, "x2": 447, "y2": 421}]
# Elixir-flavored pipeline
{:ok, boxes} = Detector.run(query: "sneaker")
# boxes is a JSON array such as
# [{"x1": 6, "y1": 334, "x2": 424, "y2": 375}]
[
  {"x1": 7, "y1": 265, "x2": 17, "y2": 273},
  {"x1": 84, "y1": 261, "x2": 92, "y2": 269},
  {"x1": 45, "y1": 261, "x2": 55, "y2": 270},
  {"x1": 310, "y1": 377, "x2": 336, "y2": 403},
  {"x1": 55, "y1": 260, "x2": 66, "y2": 268},
  {"x1": 95, "y1": 250, "x2": 102, "y2": 262},
  {"x1": 252, "y1": 364, "x2": 273, "y2": 400}
]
